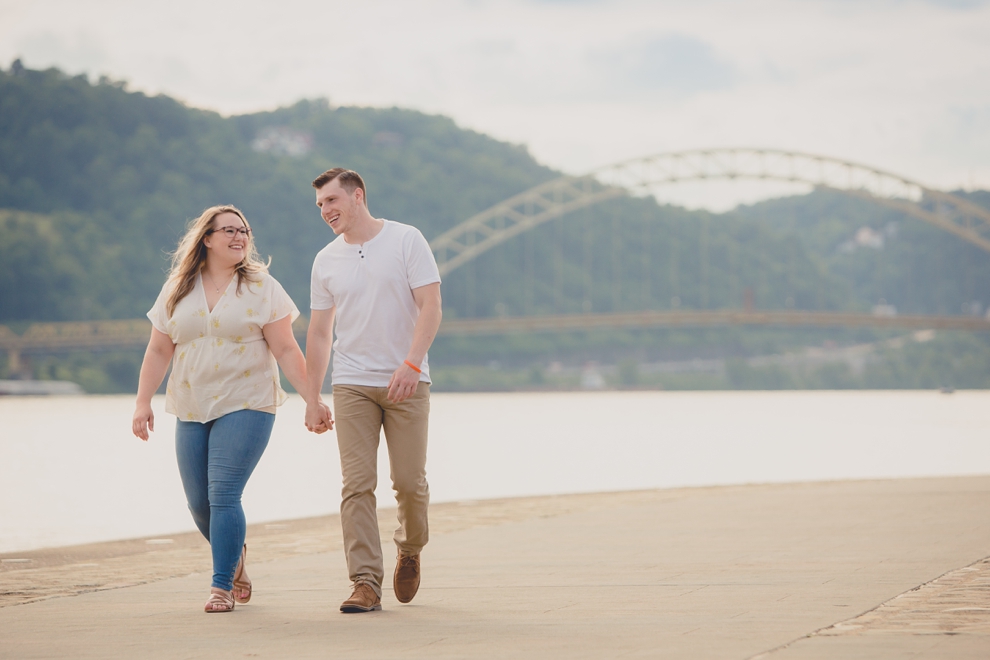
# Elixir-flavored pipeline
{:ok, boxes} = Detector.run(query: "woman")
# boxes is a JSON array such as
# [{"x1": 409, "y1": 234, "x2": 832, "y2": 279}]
[{"x1": 132, "y1": 205, "x2": 325, "y2": 613}]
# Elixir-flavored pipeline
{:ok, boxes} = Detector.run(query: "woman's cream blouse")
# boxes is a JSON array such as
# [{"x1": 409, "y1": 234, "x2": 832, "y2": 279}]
[{"x1": 148, "y1": 272, "x2": 299, "y2": 423}]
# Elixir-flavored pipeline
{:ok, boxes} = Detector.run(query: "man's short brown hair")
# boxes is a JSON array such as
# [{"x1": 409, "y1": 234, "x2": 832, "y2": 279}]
[{"x1": 312, "y1": 168, "x2": 367, "y2": 205}]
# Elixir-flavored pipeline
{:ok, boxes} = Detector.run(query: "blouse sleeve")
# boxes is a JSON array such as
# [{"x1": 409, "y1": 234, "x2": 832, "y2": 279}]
[
  {"x1": 266, "y1": 276, "x2": 301, "y2": 325},
  {"x1": 147, "y1": 282, "x2": 172, "y2": 334}
]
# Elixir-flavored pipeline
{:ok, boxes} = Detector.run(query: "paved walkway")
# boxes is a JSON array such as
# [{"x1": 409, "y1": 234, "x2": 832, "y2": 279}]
[{"x1": 2, "y1": 477, "x2": 989, "y2": 659}]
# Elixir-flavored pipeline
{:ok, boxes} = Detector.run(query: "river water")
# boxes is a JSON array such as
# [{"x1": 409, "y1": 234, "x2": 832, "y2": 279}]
[{"x1": 1, "y1": 390, "x2": 988, "y2": 553}]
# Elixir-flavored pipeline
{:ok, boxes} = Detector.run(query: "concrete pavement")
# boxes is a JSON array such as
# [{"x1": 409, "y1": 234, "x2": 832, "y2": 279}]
[{"x1": 2, "y1": 477, "x2": 989, "y2": 659}]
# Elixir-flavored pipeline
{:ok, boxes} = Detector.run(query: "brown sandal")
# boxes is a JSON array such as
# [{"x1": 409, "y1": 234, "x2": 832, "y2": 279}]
[
  {"x1": 205, "y1": 587, "x2": 234, "y2": 613},
  {"x1": 233, "y1": 544, "x2": 252, "y2": 604}
]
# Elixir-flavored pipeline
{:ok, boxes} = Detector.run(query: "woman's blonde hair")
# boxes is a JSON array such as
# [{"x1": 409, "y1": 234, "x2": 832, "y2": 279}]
[{"x1": 165, "y1": 205, "x2": 269, "y2": 316}]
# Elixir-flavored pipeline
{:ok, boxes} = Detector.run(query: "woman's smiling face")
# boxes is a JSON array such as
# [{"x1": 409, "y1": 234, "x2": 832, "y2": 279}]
[{"x1": 203, "y1": 211, "x2": 250, "y2": 267}]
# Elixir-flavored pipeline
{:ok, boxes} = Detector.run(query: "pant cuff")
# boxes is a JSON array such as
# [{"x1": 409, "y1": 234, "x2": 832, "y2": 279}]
[{"x1": 353, "y1": 578, "x2": 382, "y2": 598}]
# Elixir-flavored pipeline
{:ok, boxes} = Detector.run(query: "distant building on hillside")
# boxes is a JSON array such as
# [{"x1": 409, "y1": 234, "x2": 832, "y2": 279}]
[
  {"x1": 251, "y1": 127, "x2": 313, "y2": 157},
  {"x1": 838, "y1": 223, "x2": 899, "y2": 254}
]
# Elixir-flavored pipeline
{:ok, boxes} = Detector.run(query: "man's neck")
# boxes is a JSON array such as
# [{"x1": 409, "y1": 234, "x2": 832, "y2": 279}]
[{"x1": 342, "y1": 212, "x2": 385, "y2": 245}]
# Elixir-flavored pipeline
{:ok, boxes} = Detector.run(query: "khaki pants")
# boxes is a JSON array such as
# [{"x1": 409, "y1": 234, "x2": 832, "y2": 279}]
[{"x1": 332, "y1": 383, "x2": 430, "y2": 596}]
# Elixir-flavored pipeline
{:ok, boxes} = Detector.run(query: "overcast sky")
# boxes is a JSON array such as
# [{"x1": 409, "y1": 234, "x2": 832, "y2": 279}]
[{"x1": 2, "y1": 0, "x2": 989, "y2": 209}]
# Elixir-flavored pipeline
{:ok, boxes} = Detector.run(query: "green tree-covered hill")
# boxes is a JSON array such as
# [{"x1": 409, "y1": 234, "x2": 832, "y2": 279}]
[{"x1": 0, "y1": 65, "x2": 554, "y2": 320}]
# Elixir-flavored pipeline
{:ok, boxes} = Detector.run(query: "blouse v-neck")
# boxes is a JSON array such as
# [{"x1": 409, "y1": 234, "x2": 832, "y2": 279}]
[{"x1": 201, "y1": 272, "x2": 234, "y2": 314}]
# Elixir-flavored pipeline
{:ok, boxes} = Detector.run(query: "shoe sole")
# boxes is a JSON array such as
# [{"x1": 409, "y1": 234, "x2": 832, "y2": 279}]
[{"x1": 340, "y1": 603, "x2": 382, "y2": 613}]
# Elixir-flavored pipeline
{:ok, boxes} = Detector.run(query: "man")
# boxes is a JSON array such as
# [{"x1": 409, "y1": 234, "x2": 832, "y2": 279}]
[{"x1": 304, "y1": 168, "x2": 443, "y2": 613}]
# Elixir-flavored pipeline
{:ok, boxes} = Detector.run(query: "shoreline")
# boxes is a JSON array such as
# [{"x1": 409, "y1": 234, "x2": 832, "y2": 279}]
[
  {"x1": 7, "y1": 467, "x2": 990, "y2": 559},
  {"x1": 3, "y1": 388, "x2": 990, "y2": 398},
  {"x1": 6, "y1": 390, "x2": 988, "y2": 561}
]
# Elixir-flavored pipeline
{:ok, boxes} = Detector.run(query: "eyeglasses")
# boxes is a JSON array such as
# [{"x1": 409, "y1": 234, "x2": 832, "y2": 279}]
[{"x1": 207, "y1": 226, "x2": 252, "y2": 238}]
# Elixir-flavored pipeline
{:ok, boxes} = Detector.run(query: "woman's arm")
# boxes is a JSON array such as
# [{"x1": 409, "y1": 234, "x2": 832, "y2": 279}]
[
  {"x1": 263, "y1": 316, "x2": 331, "y2": 432},
  {"x1": 264, "y1": 316, "x2": 331, "y2": 431},
  {"x1": 263, "y1": 315, "x2": 308, "y2": 393},
  {"x1": 132, "y1": 328, "x2": 176, "y2": 441}
]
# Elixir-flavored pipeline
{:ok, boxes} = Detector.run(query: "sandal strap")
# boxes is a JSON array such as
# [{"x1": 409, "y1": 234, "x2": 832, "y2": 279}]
[
  {"x1": 205, "y1": 589, "x2": 234, "y2": 612},
  {"x1": 233, "y1": 544, "x2": 252, "y2": 603}
]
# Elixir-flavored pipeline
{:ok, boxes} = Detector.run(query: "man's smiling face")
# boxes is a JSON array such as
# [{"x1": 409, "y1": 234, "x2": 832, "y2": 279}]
[{"x1": 316, "y1": 178, "x2": 362, "y2": 235}]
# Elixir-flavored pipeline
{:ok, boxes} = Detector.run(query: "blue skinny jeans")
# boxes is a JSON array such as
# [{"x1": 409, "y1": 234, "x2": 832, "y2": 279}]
[{"x1": 175, "y1": 409, "x2": 274, "y2": 591}]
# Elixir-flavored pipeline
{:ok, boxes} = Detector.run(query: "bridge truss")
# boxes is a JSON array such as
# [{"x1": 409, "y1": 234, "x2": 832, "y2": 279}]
[{"x1": 430, "y1": 148, "x2": 990, "y2": 277}]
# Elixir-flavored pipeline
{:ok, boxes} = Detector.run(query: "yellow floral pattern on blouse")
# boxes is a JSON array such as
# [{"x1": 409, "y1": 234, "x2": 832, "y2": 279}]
[{"x1": 148, "y1": 272, "x2": 299, "y2": 423}]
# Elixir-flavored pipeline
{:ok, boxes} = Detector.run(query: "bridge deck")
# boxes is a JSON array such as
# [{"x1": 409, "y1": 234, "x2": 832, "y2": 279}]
[{"x1": 1, "y1": 310, "x2": 988, "y2": 354}]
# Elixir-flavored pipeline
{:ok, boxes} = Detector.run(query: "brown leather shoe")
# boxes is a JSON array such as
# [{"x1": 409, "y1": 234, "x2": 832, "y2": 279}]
[
  {"x1": 393, "y1": 554, "x2": 421, "y2": 604},
  {"x1": 340, "y1": 583, "x2": 382, "y2": 613}
]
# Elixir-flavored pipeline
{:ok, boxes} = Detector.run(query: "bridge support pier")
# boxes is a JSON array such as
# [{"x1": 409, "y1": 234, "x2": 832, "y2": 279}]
[{"x1": 5, "y1": 348, "x2": 23, "y2": 378}]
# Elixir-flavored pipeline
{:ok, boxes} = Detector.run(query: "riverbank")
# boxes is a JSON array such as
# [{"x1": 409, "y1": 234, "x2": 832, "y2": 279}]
[
  {"x1": 6, "y1": 391, "x2": 990, "y2": 555},
  {"x1": 2, "y1": 477, "x2": 989, "y2": 658}
]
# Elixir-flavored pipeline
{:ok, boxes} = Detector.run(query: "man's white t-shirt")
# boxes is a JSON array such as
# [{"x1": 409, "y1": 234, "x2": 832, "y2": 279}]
[{"x1": 310, "y1": 219, "x2": 442, "y2": 387}]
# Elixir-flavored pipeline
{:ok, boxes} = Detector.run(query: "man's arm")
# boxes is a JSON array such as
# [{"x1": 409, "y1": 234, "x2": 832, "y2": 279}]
[
  {"x1": 387, "y1": 282, "x2": 442, "y2": 403},
  {"x1": 305, "y1": 307, "x2": 336, "y2": 433}
]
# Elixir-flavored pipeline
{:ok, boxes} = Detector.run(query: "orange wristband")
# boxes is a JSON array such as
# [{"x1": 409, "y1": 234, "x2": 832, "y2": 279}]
[{"x1": 404, "y1": 360, "x2": 422, "y2": 373}]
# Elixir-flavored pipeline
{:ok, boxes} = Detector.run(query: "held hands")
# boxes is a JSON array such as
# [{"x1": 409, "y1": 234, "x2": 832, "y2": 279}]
[
  {"x1": 303, "y1": 359, "x2": 419, "y2": 433},
  {"x1": 133, "y1": 400, "x2": 333, "y2": 438},
  {"x1": 305, "y1": 400, "x2": 334, "y2": 434},
  {"x1": 132, "y1": 403, "x2": 155, "y2": 441},
  {"x1": 387, "y1": 361, "x2": 420, "y2": 403}
]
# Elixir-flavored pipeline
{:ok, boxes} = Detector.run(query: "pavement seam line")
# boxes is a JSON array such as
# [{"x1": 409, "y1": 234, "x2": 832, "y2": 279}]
[{"x1": 745, "y1": 553, "x2": 990, "y2": 658}]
